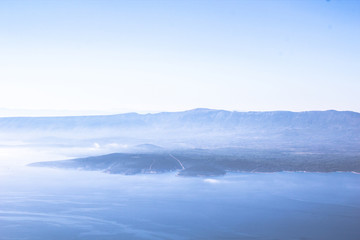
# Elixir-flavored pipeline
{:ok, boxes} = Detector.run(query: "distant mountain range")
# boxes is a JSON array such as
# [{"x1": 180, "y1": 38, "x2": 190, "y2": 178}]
[
  {"x1": 2, "y1": 108, "x2": 360, "y2": 130},
  {"x1": 1, "y1": 109, "x2": 360, "y2": 151}
]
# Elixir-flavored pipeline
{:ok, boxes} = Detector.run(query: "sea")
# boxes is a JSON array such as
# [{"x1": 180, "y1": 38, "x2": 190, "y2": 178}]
[{"x1": 0, "y1": 147, "x2": 359, "y2": 240}]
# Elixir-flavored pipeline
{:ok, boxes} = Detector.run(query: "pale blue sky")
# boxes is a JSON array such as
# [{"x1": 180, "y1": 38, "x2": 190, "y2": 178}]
[{"x1": 0, "y1": 0, "x2": 359, "y2": 115}]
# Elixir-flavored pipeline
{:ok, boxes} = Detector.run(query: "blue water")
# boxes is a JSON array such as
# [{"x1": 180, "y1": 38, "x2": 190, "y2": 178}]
[{"x1": 0, "y1": 167, "x2": 359, "y2": 240}]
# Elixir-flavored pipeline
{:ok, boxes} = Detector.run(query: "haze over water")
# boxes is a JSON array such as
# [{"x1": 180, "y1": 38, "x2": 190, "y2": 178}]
[{"x1": 1, "y1": 1, "x2": 359, "y2": 239}]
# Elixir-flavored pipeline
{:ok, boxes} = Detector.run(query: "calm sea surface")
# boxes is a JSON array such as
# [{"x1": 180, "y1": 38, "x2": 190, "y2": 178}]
[{"x1": 1, "y1": 161, "x2": 359, "y2": 239}]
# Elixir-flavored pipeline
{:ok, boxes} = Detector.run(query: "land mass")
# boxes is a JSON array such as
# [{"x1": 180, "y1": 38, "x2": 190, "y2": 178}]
[
  {"x1": 29, "y1": 148, "x2": 360, "y2": 176},
  {"x1": 2, "y1": 108, "x2": 359, "y2": 176},
  {"x1": 2, "y1": 109, "x2": 360, "y2": 151}
]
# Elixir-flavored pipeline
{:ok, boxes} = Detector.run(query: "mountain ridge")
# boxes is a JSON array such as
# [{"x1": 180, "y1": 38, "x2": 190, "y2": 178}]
[
  {"x1": 1, "y1": 109, "x2": 360, "y2": 151},
  {"x1": 1, "y1": 109, "x2": 359, "y2": 127}
]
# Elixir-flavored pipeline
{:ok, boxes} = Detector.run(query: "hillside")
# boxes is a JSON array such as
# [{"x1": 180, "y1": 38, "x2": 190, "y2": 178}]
[{"x1": 1, "y1": 109, "x2": 360, "y2": 151}]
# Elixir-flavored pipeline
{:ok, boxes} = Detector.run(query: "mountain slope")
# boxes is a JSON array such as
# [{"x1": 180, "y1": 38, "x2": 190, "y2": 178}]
[{"x1": 1, "y1": 109, "x2": 360, "y2": 151}]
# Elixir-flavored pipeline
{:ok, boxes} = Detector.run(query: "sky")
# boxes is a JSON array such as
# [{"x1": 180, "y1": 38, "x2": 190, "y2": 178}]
[{"x1": 0, "y1": 0, "x2": 359, "y2": 115}]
